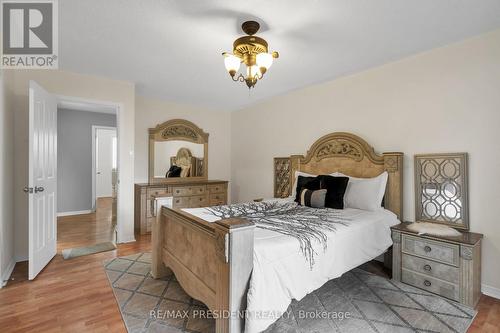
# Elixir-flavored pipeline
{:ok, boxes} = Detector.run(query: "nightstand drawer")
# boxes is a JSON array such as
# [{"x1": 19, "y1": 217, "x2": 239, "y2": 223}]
[
  {"x1": 402, "y1": 254, "x2": 459, "y2": 284},
  {"x1": 402, "y1": 234, "x2": 459, "y2": 266},
  {"x1": 402, "y1": 269, "x2": 459, "y2": 301}
]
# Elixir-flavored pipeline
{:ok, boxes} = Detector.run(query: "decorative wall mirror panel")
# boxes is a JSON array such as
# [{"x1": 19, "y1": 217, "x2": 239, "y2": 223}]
[
  {"x1": 414, "y1": 153, "x2": 469, "y2": 230},
  {"x1": 148, "y1": 119, "x2": 208, "y2": 184}
]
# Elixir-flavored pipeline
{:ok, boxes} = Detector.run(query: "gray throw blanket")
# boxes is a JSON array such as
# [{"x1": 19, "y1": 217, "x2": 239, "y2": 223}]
[{"x1": 205, "y1": 201, "x2": 351, "y2": 268}]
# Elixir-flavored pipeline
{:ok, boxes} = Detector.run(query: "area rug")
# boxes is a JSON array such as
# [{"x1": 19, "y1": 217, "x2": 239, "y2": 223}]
[
  {"x1": 104, "y1": 253, "x2": 476, "y2": 333},
  {"x1": 62, "y1": 241, "x2": 116, "y2": 259}
]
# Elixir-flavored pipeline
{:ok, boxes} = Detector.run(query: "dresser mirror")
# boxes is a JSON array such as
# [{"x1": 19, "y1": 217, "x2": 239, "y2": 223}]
[
  {"x1": 414, "y1": 153, "x2": 469, "y2": 230},
  {"x1": 149, "y1": 119, "x2": 208, "y2": 184}
]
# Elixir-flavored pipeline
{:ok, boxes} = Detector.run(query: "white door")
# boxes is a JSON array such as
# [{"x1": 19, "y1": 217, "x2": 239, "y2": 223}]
[
  {"x1": 28, "y1": 81, "x2": 57, "y2": 280},
  {"x1": 95, "y1": 128, "x2": 116, "y2": 198}
]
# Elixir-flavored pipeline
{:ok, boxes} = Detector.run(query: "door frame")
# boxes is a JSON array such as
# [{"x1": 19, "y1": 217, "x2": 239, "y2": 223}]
[
  {"x1": 92, "y1": 125, "x2": 117, "y2": 210},
  {"x1": 56, "y1": 95, "x2": 124, "y2": 242}
]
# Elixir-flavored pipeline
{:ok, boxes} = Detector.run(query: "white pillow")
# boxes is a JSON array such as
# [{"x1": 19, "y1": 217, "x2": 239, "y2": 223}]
[{"x1": 333, "y1": 171, "x2": 388, "y2": 211}]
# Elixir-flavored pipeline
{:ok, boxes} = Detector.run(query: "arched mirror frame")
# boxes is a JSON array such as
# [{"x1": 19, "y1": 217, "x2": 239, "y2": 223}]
[{"x1": 148, "y1": 119, "x2": 209, "y2": 184}]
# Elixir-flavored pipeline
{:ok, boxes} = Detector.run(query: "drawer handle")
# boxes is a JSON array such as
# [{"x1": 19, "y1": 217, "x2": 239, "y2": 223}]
[
  {"x1": 423, "y1": 264, "x2": 432, "y2": 272},
  {"x1": 199, "y1": 198, "x2": 203, "y2": 201},
  {"x1": 176, "y1": 199, "x2": 180, "y2": 203},
  {"x1": 176, "y1": 190, "x2": 180, "y2": 194},
  {"x1": 423, "y1": 280, "x2": 432, "y2": 287},
  {"x1": 424, "y1": 246, "x2": 432, "y2": 253}
]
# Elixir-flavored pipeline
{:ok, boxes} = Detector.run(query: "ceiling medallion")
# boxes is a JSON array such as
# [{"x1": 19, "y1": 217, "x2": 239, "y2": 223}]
[{"x1": 222, "y1": 21, "x2": 279, "y2": 89}]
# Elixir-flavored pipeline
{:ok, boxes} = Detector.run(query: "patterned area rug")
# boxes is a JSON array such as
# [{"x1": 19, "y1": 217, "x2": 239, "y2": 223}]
[{"x1": 104, "y1": 253, "x2": 476, "y2": 333}]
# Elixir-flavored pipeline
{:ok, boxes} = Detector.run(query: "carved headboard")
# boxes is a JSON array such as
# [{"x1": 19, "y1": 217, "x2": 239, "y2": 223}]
[{"x1": 274, "y1": 132, "x2": 404, "y2": 219}]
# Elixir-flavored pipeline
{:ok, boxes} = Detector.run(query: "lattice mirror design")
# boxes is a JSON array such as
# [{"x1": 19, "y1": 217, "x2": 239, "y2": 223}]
[
  {"x1": 414, "y1": 153, "x2": 469, "y2": 230},
  {"x1": 274, "y1": 158, "x2": 292, "y2": 198}
]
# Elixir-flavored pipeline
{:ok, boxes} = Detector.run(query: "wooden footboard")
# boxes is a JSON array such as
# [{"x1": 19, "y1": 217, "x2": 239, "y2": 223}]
[{"x1": 152, "y1": 206, "x2": 255, "y2": 333}]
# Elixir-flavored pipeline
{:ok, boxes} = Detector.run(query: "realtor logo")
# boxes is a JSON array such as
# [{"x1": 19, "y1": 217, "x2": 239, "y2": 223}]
[{"x1": 1, "y1": 0, "x2": 58, "y2": 68}]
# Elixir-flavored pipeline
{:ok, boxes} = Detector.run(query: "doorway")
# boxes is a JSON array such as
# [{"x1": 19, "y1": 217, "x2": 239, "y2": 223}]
[
  {"x1": 55, "y1": 100, "x2": 119, "y2": 260},
  {"x1": 92, "y1": 126, "x2": 117, "y2": 209}
]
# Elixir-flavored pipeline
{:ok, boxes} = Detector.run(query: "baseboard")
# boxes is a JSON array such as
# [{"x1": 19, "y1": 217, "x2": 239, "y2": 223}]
[
  {"x1": 57, "y1": 210, "x2": 92, "y2": 217},
  {"x1": 15, "y1": 255, "x2": 28, "y2": 262},
  {"x1": 1, "y1": 259, "x2": 16, "y2": 288},
  {"x1": 482, "y1": 283, "x2": 500, "y2": 300},
  {"x1": 118, "y1": 234, "x2": 136, "y2": 244}
]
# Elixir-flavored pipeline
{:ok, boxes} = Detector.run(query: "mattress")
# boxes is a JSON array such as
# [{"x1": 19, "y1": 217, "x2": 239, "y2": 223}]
[{"x1": 182, "y1": 198, "x2": 400, "y2": 332}]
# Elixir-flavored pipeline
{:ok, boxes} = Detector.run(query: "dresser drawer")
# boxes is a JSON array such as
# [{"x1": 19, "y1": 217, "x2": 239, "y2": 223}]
[
  {"x1": 209, "y1": 193, "x2": 226, "y2": 206},
  {"x1": 190, "y1": 195, "x2": 208, "y2": 207},
  {"x1": 402, "y1": 253, "x2": 459, "y2": 284},
  {"x1": 207, "y1": 184, "x2": 226, "y2": 194},
  {"x1": 402, "y1": 269, "x2": 459, "y2": 301},
  {"x1": 147, "y1": 187, "x2": 169, "y2": 199},
  {"x1": 172, "y1": 185, "x2": 206, "y2": 197},
  {"x1": 172, "y1": 196, "x2": 190, "y2": 208},
  {"x1": 402, "y1": 234, "x2": 459, "y2": 266}
]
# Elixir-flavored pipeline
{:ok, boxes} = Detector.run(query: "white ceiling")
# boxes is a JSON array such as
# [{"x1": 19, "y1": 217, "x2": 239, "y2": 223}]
[{"x1": 59, "y1": 0, "x2": 500, "y2": 111}]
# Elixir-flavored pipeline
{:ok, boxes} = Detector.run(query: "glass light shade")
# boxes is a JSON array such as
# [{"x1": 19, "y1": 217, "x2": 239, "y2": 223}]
[
  {"x1": 256, "y1": 52, "x2": 273, "y2": 70},
  {"x1": 247, "y1": 65, "x2": 262, "y2": 79},
  {"x1": 224, "y1": 54, "x2": 241, "y2": 73}
]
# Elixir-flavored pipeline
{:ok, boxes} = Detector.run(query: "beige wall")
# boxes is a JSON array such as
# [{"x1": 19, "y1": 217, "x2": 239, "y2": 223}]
[
  {"x1": 8, "y1": 70, "x2": 136, "y2": 261},
  {"x1": 231, "y1": 29, "x2": 500, "y2": 292},
  {"x1": 0, "y1": 70, "x2": 15, "y2": 286},
  {"x1": 135, "y1": 96, "x2": 231, "y2": 192}
]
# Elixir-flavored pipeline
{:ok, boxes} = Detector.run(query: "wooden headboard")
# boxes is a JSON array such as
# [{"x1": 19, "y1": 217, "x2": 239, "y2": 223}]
[{"x1": 274, "y1": 132, "x2": 404, "y2": 219}]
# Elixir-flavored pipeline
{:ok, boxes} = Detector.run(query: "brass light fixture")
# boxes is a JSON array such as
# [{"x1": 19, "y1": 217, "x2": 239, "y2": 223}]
[{"x1": 222, "y1": 21, "x2": 279, "y2": 89}]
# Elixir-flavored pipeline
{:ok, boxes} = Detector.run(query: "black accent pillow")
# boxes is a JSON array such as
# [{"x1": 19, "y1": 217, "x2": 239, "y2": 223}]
[
  {"x1": 294, "y1": 175, "x2": 322, "y2": 203},
  {"x1": 320, "y1": 175, "x2": 349, "y2": 209},
  {"x1": 166, "y1": 165, "x2": 182, "y2": 178}
]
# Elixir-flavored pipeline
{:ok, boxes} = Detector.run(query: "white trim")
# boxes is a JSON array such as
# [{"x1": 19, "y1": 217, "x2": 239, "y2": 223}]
[
  {"x1": 58, "y1": 100, "x2": 117, "y2": 114},
  {"x1": 57, "y1": 210, "x2": 93, "y2": 217},
  {"x1": 120, "y1": 234, "x2": 137, "y2": 244},
  {"x1": 1, "y1": 259, "x2": 16, "y2": 288},
  {"x1": 482, "y1": 283, "x2": 500, "y2": 300},
  {"x1": 15, "y1": 255, "x2": 28, "y2": 262},
  {"x1": 92, "y1": 125, "x2": 117, "y2": 211}
]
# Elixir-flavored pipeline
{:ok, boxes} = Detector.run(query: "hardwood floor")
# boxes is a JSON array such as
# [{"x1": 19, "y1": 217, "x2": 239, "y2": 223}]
[
  {"x1": 0, "y1": 201, "x2": 498, "y2": 332},
  {"x1": 57, "y1": 197, "x2": 116, "y2": 252}
]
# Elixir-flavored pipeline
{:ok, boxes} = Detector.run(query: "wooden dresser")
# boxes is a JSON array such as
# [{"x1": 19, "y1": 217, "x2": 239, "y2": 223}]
[
  {"x1": 134, "y1": 180, "x2": 228, "y2": 235},
  {"x1": 391, "y1": 222, "x2": 483, "y2": 307}
]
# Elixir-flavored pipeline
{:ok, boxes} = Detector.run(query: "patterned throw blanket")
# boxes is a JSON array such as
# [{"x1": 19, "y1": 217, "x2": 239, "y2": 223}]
[{"x1": 205, "y1": 201, "x2": 351, "y2": 268}]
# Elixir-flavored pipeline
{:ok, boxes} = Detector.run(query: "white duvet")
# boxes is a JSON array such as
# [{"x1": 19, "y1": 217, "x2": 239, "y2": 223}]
[{"x1": 182, "y1": 198, "x2": 399, "y2": 333}]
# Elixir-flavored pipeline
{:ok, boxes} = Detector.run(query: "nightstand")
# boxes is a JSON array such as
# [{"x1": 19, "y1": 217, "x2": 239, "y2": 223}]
[{"x1": 391, "y1": 222, "x2": 483, "y2": 308}]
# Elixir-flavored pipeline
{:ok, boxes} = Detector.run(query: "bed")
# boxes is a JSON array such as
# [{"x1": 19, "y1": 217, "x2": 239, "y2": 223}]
[{"x1": 151, "y1": 132, "x2": 403, "y2": 333}]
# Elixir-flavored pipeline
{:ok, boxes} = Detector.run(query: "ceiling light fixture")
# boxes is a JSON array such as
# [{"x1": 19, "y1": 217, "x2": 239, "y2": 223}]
[{"x1": 222, "y1": 21, "x2": 279, "y2": 89}]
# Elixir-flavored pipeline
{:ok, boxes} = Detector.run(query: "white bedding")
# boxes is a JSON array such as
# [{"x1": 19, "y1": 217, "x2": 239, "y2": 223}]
[{"x1": 182, "y1": 198, "x2": 399, "y2": 333}]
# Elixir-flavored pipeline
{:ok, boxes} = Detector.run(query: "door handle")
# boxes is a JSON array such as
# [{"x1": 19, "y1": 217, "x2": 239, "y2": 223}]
[
  {"x1": 97, "y1": 172, "x2": 101, "y2": 175},
  {"x1": 23, "y1": 187, "x2": 34, "y2": 194},
  {"x1": 34, "y1": 186, "x2": 44, "y2": 193}
]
